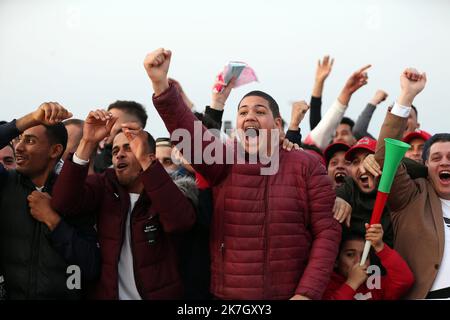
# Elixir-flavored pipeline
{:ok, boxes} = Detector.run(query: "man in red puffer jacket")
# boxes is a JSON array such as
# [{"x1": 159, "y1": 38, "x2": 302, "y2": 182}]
[
  {"x1": 143, "y1": 48, "x2": 341, "y2": 300},
  {"x1": 52, "y1": 112, "x2": 197, "y2": 300}
]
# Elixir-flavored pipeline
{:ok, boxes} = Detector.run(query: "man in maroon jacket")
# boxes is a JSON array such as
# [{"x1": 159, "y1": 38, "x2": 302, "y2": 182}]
[
  {"x1": 143, "y1": 48, "x2": 341, "y2": 300},
  {"x1": 51, "y1": 110, "x2": 197, "y2": 299}
]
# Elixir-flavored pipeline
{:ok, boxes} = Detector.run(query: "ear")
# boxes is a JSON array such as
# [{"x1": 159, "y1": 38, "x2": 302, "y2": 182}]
[
  {"x1": 417, "y1": 122, "x2": 421, "y2": 129},
  {"x1": 274, "y1": 117, "x2": 283, "y2": 130},
  {"x1": 50, "y1": 144, "x2": 63, "y2": 160},
  {"x1": 149, "y1": 153, "x2": 156, "y2": 162}
]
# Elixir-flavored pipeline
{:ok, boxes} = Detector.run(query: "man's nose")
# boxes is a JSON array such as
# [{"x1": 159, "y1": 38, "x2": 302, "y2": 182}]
[
  {"x1": 359, "y1": 163, "x2": 366, "y2": 175},
  {"x1": 244, "y1": 111, "x2": 257, "y2": 121},
  {"x1": 15, "y1": 140, "x2": 24, "y2": 152},
  {"x1": 116, "y1": 149, "x2": 126, "y2": 159}
]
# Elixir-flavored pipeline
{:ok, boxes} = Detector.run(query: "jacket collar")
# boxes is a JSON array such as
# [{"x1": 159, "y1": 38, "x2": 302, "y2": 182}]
[
  {"x1": 17, "y1": 169, "x2": 58, "y2": 194},
  {"x1": 104, "y1": 168, "x2": 150, "y2": 208}
]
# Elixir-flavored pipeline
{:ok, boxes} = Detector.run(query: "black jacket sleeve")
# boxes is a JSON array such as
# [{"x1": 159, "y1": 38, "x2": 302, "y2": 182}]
[
  {"x1": 49, "y1": 218, "x2": 101, "y2": 282},
  {"x1": 203, "y1": 106, "x2": 224, "y2": 130},
  {"x1": 0, "y1": 120, "x2": 20, "y2": 150},
  {"x1": 309, "y1": 96, "x2": 322, "y2": 130},
  {"x1": 285, "y1": 129, "x2": 302, "y2": 146}
]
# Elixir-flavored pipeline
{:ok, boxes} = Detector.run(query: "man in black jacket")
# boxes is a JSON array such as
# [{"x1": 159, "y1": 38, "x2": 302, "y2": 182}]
[{"x1": 0, "y1": 102, "x2": 100, "y2": 299}]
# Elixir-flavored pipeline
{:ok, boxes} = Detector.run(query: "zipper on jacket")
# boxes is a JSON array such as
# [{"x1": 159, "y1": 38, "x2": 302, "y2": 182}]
[
  {"x1": 29, "y1": 222, "x2": 41, "y2": 299},
  {"x1": 115, "y1": 191, "x2": 128, "y2": 299},
  {"x1": 130, "y1": 199, "x2": 149, "y2": 299},
  {"x1": 263, "y1": 175, "x2": 269, "y2": 300},
  {"x1": 219, "y1": 241, "x2": 225, "y2": 296}
]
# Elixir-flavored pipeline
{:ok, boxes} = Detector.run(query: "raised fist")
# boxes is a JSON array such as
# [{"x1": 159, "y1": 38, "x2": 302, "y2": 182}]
[
  {"x1": 400, "y1": 68, "x2": 427, "y2": 98},
  {"x1": 289, "y1": 100, "x2": 310, "y2": 129},
  {"x1": 370, "y1": 90, "x2": 388, "y2": 106},
  {"x1": 143, "y1": 48, "x2": 172, "y2": 85}
]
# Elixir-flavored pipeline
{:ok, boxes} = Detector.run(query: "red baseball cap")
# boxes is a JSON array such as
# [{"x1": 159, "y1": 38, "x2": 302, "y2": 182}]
[
  {"x1": 323, "y1": 142, "x2": 351, "y2": 165},
  {"x1": 345, "y1": 137, "x2": 377, "y2": 161},
  {"x1": 402, "y1": 130, "x2": 432, "y2": 144}
]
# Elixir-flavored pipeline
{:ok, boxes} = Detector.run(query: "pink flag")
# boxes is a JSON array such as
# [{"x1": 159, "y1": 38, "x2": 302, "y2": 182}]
[{"x1": 213, "y1": 61, "x2": 258, "y2": 93}]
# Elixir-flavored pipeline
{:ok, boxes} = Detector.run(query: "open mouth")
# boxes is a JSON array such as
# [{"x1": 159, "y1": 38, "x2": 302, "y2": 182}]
[
  {"x1": 334, "y1": 172, "x2": 347, "y2": 184},
  {"x1": 244, "y1": 127, "x2": 260, "y2": 138},
  {"x1": 359, "y1": 174, "x2": 370, "y2": 187},
  {"x1": 439, "y1": 170, "x2": 450, "y2": 183},
  {"x1": 15, "y1": 155, "x2": 27, "y2": 165},
  {"x1": 116, "y1": 163, "x2": 128, "y2": 171}
]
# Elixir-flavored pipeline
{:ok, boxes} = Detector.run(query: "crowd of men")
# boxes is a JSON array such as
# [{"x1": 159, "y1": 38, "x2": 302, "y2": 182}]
[{"x1": 1, "y1": 49, "x2": 449, "y2": 300}]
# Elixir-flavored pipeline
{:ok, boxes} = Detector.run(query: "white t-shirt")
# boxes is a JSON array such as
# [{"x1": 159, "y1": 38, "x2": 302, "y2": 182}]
[
  {"x1": 118, "y1": 193, "x2": 142, "y2": 300},
  {"x1": 430, "y1": 198, "x2": 450, "y2": 292}
]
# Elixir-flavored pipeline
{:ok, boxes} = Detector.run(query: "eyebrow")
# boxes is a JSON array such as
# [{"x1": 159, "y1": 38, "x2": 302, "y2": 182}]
[
  {"x1": 238, "y1": 104, "x2": 269, "y2": 110},
  {"x1": 22, "y1": 134, "x2": 39, "y2": 140},
  {"x1": 112, "y1": 143, "x2": 130, "y2": 151},
  {"x1": 430, "y1": 152, "x2": 442, "y2": 157}
]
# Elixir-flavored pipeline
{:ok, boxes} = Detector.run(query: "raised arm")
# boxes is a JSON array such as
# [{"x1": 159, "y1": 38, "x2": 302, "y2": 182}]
[
  {"x1": 306, "y1": 65, "x2": 371, "y2": 149},
  {"x1": 310, "y1": 56, "x2": 334, "y2": 130},
  {"x1": 353, "y1": 90, "x2": 388, "y2": 140},
  {"x1": 374, "y1": 68, "x2": 427, "y2": 212},
  {"x1": 200, "y1": 76, "x2": 237, "y2": 132},
  {"x1": 286, "y1": 100, "x2": 309, "y2": 145},
  {"x1": 1, "y1": 102, "x2": 72, "y2": 150},
  {"x1": 52, "y1": 110, "x2": 117, "y2": 216},
  {"x1": 144, "y1": 48, "x2": 229, "y2": 186}
]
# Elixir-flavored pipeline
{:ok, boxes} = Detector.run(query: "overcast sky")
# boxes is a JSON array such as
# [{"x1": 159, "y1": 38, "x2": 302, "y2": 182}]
[{"x1": 1, "y1": 0, "x2": 449, "y2": 139}]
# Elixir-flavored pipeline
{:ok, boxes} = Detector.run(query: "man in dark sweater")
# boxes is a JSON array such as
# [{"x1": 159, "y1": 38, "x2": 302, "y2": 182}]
[
  {"x1": 0, "y1": 103, "x2": 100, "y2": 299},
  {"x1": 336, "y1": 137, "x2": 394, "y2": 247}
]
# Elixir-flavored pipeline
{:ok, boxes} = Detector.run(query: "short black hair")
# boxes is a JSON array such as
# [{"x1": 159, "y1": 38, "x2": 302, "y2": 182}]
[
  {"x1": 44, "y1": 123, "x2": 68, "y2": 159},
  {"x1": 340, "y1": 229, "x2": 365, "y2": 251},
  {"x1": 155, "y1": 137, "x2": 172, "y2": 148},
  {"x1": 239, "y1": 91, "x2": 281, "y2": 119},
  {"x1": 108, "y1": 101, "x2": 148, "y2": 128},
  {"x1": 411, "y1": 104, "x2": 418, "y2": 118},
  {"x1": 340, "y1": 117, "x2": 355, "y2": 131},
  {"x1": 422, "y1": 133, "x2": 450, "y2": 162}
]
